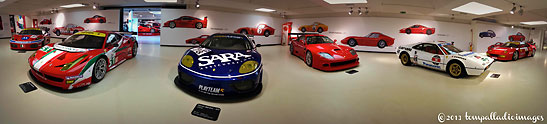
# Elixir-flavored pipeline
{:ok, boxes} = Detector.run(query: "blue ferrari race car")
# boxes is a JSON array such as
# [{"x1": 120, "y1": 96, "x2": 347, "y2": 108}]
[{"x1": 175, "y1": 33, "x2": 263, "y2": 99}]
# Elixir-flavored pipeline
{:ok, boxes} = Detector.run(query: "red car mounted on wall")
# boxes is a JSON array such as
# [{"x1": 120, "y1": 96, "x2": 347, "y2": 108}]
[
  {"x1": 39, "y1": 19, "x2": 52, "y2": 25},
  {"x1": 400, "y1": 24, "x2": 435, "y2": 35},
  {"x1": 185, "y1": 35, "x2": 209, "y2": 44},
  {"x1": 84, "y1": 15, "x2": 106, "y2": 23},
  {"x1": 52, "y1": 24, "x2": 85, "y2": 36},
  {"x1": 341, "y1": 32, "x2": 395, "y2": 48},
  {"x1": 234, "y1": 24, "x2": 275, "y2": 37},
  {"x1": 508, "y1": 32, "x2": 525, "y2": 41},
  {"x1": 164, "y1": 16, "x2": 207, "y2": 29}
]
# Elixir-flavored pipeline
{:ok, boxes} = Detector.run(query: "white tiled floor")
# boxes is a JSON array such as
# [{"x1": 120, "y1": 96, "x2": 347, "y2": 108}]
[{"x1": 0, "y1": 38, "x2": 546, "y2": 124}]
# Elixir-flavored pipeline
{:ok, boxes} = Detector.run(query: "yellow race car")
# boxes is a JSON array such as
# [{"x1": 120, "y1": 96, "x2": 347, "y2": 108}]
[{"x1": 299, "y1": 22, "x2": 328, "y2": 33}]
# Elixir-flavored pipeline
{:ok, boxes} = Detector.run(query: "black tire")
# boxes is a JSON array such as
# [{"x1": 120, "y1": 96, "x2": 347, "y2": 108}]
[
  {"x1": 150, "y1": 29, "x2": 156, "y2": 33},
  {"x1": 92, "y1": 57, "x2": 108, "y2": 83},
  {"x1": 99, "y1": 19, "x2": 105, "y2": 23},
  {"x1": 377, "y1": 40, "x2": 387, "y2": 48},
  {"x1": 512, "y1": 51, "x2": 519, "y2": 61},
  {"x1": 169, "y1": 22, "x2": 176, "y2": 29},
  {"x1": 399, "y1": 52, "x2": 411, "y2": 66},
  {"x1": 305, "y1": 51, "x2": 313, "y2": 67},
  {"x1": 426, "y1": 30, "x2": 432, "y2": 35},
  {"x1": 55, "y1": 30, "x2": 60, "y2": 36},
  {"x1": 73, "y1": 30, "x2": 79, "y2": 34},
  {"x1": 290, "y1": 44, "x2": 295, "y2": 55},
  {"x1": 405, "y1": 29, "x2": 411, "y2": 34},
  {"x1": 531, "y1": 49, "x2": 535, "y2": 57},
  {"x1": 447, "y1": 61, "x2": 467, "y2": 78},
  {"x1": 317, "y1": 27, "x2": 323, "y2": 33},
  {"x1": 348, "y1": 39, "x2": 357, "y2": 47},
  {"x1": 191, "y1": 40, "x2": 198, "y2": 44},
  {"x1": 480, "y1": 35, "x2": 483, "y2": 38},
  {"x1": 195, "y1": 22, "x2": 203, "y2": 29},
  {"x1": 84, "y1": 20, "x2": 90, "y2": 23},
  {"x1": 240, "y1": 30, "x2": 248, "y2": 35},
  {"x1": 264, "y1": 30, "x2": 270, "y2": 37},
  {"x1": 301, "y1": 28, "x2": 306, "y2": 32},
  {"x1": 131, "y1": 42, "x2": 138, "y2": 58}
]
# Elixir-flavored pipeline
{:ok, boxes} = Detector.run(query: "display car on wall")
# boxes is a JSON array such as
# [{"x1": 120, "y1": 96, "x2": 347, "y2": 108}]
[
  {"x1": 138, "y1": 24, "x2": 160, "y2": 33},
  {"x1": 289, "y1": 33, "x2": 359, "y2": 71},
  {"x1": 28, "y1": 31, "x2": 138, "y2": 90},
  {"x1": 39, "y1": 19, "x2": 52, "y2": 25},
  {"x1": 486, "y1": 42, "x2": 536, "y2": 61},
  {"x1": 175, "y1": 33, "x2": 263, "y2": 98},
  {"x1": 399, "y1": 25, "x2": 435, "y2": 35},
  {"x1": 508, "y1": 32, "x2": 525, "y2": 41},
  {"x1": 299, "y1": 22, "x2": 328, "y2": 33},
  {"x1": 186, "y1": 35, "x2": 209, "y2": 44},
  {"x1": 234, "y1": 24, "x2": 275, "y2": 37},
  {"x1": 479, "y1": 30, "x2": 496, "y2": 38},
  {"x1": 164, "y1": 16, "x2": 207, "y2": 29},
  {"x1": 84, "y1": 15, "x2": 107, "y2": 23},
  {"x1": 53, "y1": 24, "x2": 85, "y2": 36},
  {"x1": 396, "y1": 41, "x2": 494, "y2": 78},
  {"x1": 10, "y1": 28, "x2": 50, "y2": 50},
  {"x1": 488, "y1": 42, "x2": 504, "y2": 50},
  {"x1": 341, "y1": 32, "x2": 395, "y2": 48}
]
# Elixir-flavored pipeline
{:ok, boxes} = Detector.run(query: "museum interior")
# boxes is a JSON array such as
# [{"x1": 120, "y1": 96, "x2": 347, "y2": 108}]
[{"x1": 0, "y1": 0, "x2": 546, "y2": 123}]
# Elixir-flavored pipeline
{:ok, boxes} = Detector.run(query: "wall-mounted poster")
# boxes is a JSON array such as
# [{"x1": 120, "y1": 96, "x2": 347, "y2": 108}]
[
  {"x1": 40, "y1": 19, "x2": 52, "y2": 25},
  {"x1": 17, "y1": 15, "x2": 25, "y2": 29},
  {"x1": 399, "y1": 24, "x2": 435, "y2": 35},
  {"x1": 508, "y1": 32, "x2": 525, "y2": 41},
  {"x1": 0, "y1": 16, "x2": 3, "y2": 30},
  {"x1": 479, "y1": 30, "x2": 495, "y2": 38},
  {"x1": 84, "y1": 15, "x2": 107, "y2": 23},
  {"x1": 234, "y1": 24, "x2": 275, "y2": 37},
  {"x1": 52, "y1": 24, "x2": 85, "y2": 36},
  {"x1": 298, "y1": 22, "x2": 328, "y2": 33},
  {"x1": 340, "y1": 32, "x2": 395, "y2": 48},
  {"x1": 163, "y1": 16, "x2": 207, "y2": 29}
]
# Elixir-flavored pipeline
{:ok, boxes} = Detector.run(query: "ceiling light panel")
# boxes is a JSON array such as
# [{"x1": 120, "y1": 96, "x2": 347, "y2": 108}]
[
  {"x1": 144, "y1": 0, "x2": 177, "y2": 3},
  {"x1": 451, "y1": 2, "x2": 502, "y2": 15},
  {"x1": 60, "y1": 4, "x2": 86, "y2": 8},
  {"x1": 323, "y1": 0, "x2": 367, "y2": 4},
  {"x1": 520, "y1": 21, "x2": 547, "y2": 25},
  {"x1": 255, "y1": 8, "x2": 276, "y2": 12}
]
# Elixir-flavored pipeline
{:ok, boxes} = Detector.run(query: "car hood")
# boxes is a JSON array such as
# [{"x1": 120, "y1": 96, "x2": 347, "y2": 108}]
[
  {"x1": 307, "y1": 44, "x2": 355, "y2": 59},
  {"x1": 454, "y1": 52, "x2": 494, "y2": 67},
  {"x1": 182, "y1": 47, "x2": 262, "y2": 77},
  {"x1": 30, "y1": 44, "x2": 101, "y2": 74}
]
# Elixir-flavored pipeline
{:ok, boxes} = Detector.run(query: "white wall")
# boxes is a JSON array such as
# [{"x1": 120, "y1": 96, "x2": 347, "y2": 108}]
[
  {"x1": 160, "y1": 9, "x2": 284, "y2": 46},
  {"x1": 32, "y1": 9, "x2": 120, "y2": 38},
  {"x1": 472, "y1": 21, "x2": 531, "y2": 53},
  {"x1": 0, "y1": 14, "x2": 11, "y2": 38},
  {"x1": 288, "y1": 17, "x2": 472, "y2": 52}
]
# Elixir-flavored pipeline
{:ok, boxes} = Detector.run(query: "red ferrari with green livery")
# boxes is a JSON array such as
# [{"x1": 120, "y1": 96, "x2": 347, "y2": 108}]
[{"x1": 28, "y1": 31, "x2": 138, "y2": 90}]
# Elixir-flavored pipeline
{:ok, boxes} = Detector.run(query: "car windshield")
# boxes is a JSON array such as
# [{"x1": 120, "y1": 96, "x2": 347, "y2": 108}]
[
  {"x1": 19, "y1": 30, "x2": 42, "y2": 35},
  {"x1": 440, "y1": 44, "x2": 463, "y2": 55},
  {"x1": 307, "y1": 36, "x2": 334, "y2": 44},
  {"x1": 200, "y1": 35, "x2": 251, "y2": 50},
  {"x1": 501, "y1": 42, "x2": 519, "y2": 48},
  {"x1": 58, "y1": 34, "x2": 105, "y2": 49}
]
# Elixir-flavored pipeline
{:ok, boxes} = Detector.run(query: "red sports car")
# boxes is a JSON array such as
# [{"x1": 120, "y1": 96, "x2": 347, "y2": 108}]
[
  {"x1": 487, "y1": 42, "x2": 503, "y2": 50},
  {"x1": 10, "y1": 28, "x2": 50, "y2": 50},
  {"x1": 486, "y1": 42, "x2": 536, "y2": 61},
  {"x1": 185, "y1": 35, "x2": 209, "y2": 44},
  {"x1": 52, "y1": 24, "x2": 85, "y2": 36},
  {"x1": 28, "y1": 31, "x2": 138, "y2": 90},
  {"x1": 138, "y1": 24, "x2": 160, "y2": 33},
  {"x1": 289, "y1": 33, "x2": 359, "y2": 71},
  {"x1": 163, "y1": 16, "x2": 207, "y2": 29},
  {"x1": 399, "y1": 25, "x2": 435, "y2": 35},
  {"x1": 341, "y1": 32, "x2": 395, "y2": 48},
  {"x1": 84, "y1": 15, "x2": 106, "y2": 23},
  {"x1": 39, "y1": 19, "x2": 52, "y2": 25},
  {"x1": 234, "y1": 24, "x2": 275, "y2": 37},
  {"x1": 508, "y1": 32, "x2": 525, "y2": 41}
]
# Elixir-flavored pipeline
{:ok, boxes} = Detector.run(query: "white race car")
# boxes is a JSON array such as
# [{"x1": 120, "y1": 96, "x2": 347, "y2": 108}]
[{"x1": 396, "y1": 41, "x2": 494, "y2": 78}]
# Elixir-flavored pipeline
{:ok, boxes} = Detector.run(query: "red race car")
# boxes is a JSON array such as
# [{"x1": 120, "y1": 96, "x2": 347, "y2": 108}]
[
  {"x1": 52, "y1": 24, "x2": 85, "y2": 36},
  {"x1": 28, "y1": 31, "x2": 139, "y2": 90},
  {"x1": 138, "y1": 24, "x2": 160, "y2": 33},
  {"x1": 39, "y1": 19, "x2": 52, "y2": 25},
  {"x1": 508, "y1": 32, "x2": 525, "y2": 41},
  {"x1": 341, "y1": 32, "x2": 395, "y2": 48},
  {"x1": 399, "y1": 24, "x2": 435, "y2": 35},
  {"x1": 289, "y1": 33, "x2": 359, "y2": 71},
  {"x1": 487, "y1": 42, "x2": 503, "y2": 50},
  {"x1": 10, "y1": 28, "x2": 51, "y2": 50},
  {"x1": 163, "y1": 16, "x2": 207, "y2": 29},
  {"x1": 84, "y1": 15, "x2": 106, "y2": 23},
  {"x1": 185, "y1": 35, "x2": 209, "y2": 44},
  {"x1": 234, "y1": 24, "x2": 275, "y2": 37},
  {"x1": 486, "y1": 42, "x2": 536, "y2": 61}
]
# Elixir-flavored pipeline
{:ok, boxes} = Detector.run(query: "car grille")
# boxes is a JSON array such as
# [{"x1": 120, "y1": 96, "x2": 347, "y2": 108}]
[
  {"x1": 330, "y1": 59, "x2": 358, "y2": 67},
  {"x1": 489, "y1": 54, "x2": 499, "y2": 57},
  {"x1": 10, "y1": 44, "x2": 17, "y2": 48},
  {"x1": 33, "y1": 68, "x2": 63, "y2": 82}
]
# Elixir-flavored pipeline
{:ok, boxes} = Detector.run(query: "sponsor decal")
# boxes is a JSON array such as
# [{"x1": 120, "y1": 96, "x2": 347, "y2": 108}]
[
  {"x1": 452, "y1": 56, "x2": 467, "y2": 60},
  {"x1": 432, "y1": 55, "x2": 441, "y2": 65},
  {"x1": 190, "y1": 47, "x2": 211, "y2": 56},
  {"x1": 10, "y1": 39, "x2": 43, "y2": 44},
  {"x1": 198, "y1": 52, "x2": 252, "y2": 66},
  {"x1": 54, "y1": 44, "x2": 90, "y2": 52},
  {"x1": 22, "y1": 37, "x2": 29, "y2": 40},
  {"x1": 75, "y1": 31, "x2": 106, "y2": 37},
  {"x1": 423, "y1": 62, "x2": 441, "y2": 69},
  {"x1": 461, "y1": 52, "x2": 475, "y2": 56},
  {"x1": 198, "y1": 85, "x2": 225, "y2": 96}
]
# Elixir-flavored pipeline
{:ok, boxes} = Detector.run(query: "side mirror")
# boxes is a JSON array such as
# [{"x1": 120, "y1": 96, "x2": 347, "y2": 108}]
[{"x1": 256, "y1": 44, "x2": 262, "y2": 47}]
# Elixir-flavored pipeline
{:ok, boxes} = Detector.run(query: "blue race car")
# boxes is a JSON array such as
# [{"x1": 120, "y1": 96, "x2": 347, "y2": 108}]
[
  {"x1": 479, "y1": 30, "x2": 496, "y2": 38},
  {"x1": 175, "y1": 33, "x2": 263, "y2": 99}
]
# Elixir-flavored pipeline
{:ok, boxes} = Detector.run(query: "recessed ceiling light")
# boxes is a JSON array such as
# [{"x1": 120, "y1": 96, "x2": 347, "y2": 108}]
[
  {"x1": 144, "y1": 0, "x2": 177, "y2": 3},
  {"x1": 323, "y1": 0, "x2": 367, "y2": 4},
  {"x1": 255, "y1": 8, "x2": 276, "y2": 12},
  {"x1": 520, "y1": 21, "x2": 547, "y2": 25},
  {"x1": 0, "y1": 0, "x2": 5, "y2": 2},
  {"x1": 451, "y1": 2, "x2": 502, "y2": 15},
  {"x1": 60, "y1": 4, "x2": 86, "y2": 8}
]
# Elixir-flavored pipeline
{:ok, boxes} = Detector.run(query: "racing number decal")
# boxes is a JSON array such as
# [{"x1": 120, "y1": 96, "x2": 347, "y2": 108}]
[{"x1": 432, "y1": 55, "x2": 441, "y2": 63}]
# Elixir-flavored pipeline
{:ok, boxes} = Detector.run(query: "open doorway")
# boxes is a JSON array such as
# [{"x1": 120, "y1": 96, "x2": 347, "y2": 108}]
[{"x1": 123, "y1": 8, "x2": 161, "y2": 44}]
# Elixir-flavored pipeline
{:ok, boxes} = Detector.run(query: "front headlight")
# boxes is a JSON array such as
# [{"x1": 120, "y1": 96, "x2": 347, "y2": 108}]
[
  {"x1": 61, "y1": 55, "x2": 88, "y2": 71},
  {"x1": 181, "y1": 55, "x2": 194, "y2": 68},
  {"x1": 239, "y1": 61, "x2": 258, "y2": 74},
  {"x1": 318, "y1": 52, "x2": 334, "y2": 59},
  {"x1": 349, "y1": 49, "x2": 356, "y2": 55}
]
